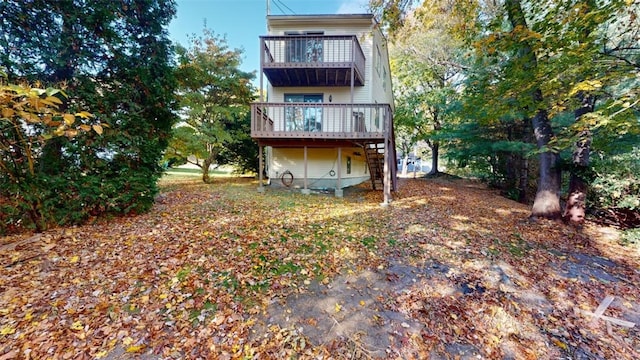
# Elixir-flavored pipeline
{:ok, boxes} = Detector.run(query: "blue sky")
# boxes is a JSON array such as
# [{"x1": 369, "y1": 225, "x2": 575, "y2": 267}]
[{"x1": 168, "y1": 0, "x2": 370, "y2": 76}]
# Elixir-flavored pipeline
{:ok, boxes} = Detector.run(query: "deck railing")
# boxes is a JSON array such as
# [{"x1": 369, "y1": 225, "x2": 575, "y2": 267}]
[
  {"x1": 251, "y1": 103, "x2": 392, "y2": 140},
  {"x1": 260, "y1": 35, "x2": 365, "y2": 77}
]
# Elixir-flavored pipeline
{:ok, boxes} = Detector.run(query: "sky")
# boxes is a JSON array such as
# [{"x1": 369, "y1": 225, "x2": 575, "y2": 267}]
[{"x1": 168, "y1": 0, "x2": 370, "y2": 76}]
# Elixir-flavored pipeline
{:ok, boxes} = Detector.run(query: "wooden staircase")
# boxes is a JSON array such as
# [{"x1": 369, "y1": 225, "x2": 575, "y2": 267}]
[{"x1": 364, "y1": 142, "x2": 397, "y2": 191}]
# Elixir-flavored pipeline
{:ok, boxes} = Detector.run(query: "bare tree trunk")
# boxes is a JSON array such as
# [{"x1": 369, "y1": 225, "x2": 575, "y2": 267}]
[
  {"x1": 402, "y1": 154, "x2": 409, "y2": 176},
  {"x1": 429, "y1": 141, "x2": 439, "y2": 175},
  {"x1": 530, "y1": 109, "x2": 562, "y2": 219},
  {"x1": 201, "y1": 147, "x2": 217, "y2": 184}
]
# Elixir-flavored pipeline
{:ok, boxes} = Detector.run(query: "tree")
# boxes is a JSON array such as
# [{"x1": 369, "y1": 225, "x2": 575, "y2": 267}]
[
  {"x1": 389, "y1": 0, "x2": 467, "y2": 176},
  {"x1": 373, "y1": 0, "x2": 639, "y2": 223},
  {"x1": 214, "y1": 111, "x2": 259, "y2": 174},
  {"x1": 171, "y1": 29, "x2": 255, "y2": 183},
  {"x1": 0, "y1": 0, "x2": 177, "y2": 231},
  {"x1": 0, "y1": 80, "x2": 105, "y2": 232}
]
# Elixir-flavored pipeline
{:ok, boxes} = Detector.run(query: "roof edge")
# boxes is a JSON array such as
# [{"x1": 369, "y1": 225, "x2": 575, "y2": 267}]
[{"x1": 267, "y1": 13, "x2": 375, "y2": 22}]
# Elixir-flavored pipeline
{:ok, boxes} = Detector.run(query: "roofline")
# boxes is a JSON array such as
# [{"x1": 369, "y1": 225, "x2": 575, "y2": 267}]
[{"x1": 267, "y1": 13, "x2": 377, "y2": 24}]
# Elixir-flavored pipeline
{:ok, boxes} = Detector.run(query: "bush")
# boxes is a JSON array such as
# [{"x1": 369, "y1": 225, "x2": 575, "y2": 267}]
[
  {"x1": 620, "y1": 228, "x2": 640, "y2": 245},
  {"x1": 590, "y1": 147, "x2": 640, "y2": 211}
]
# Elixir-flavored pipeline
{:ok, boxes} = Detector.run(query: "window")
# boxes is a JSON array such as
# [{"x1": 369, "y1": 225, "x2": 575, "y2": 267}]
[
  {"x1": 383, "y1": 67, "x2": 387, "y2": 91},
  {"x1": 375, "y1": 45, "x2": 381, "y2": 75},
  {"x1": 346, "y1": 156, "x2": 352, "y2": 174},
  {"x1": 284, "y1": 94, "x2": 323, "y2": 131}
]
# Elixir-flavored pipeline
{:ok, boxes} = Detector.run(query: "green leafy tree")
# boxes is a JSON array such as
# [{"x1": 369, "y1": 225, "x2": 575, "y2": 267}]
[
  {"x1": 462, "y1": 0, "x2": 638, "y2": 221},
  {"x1": 0, "y1": 0, "x2": 177, "y2": 231},
  {"x1": 171, "y1": 29, "x2": 256, "y2": 183},
  {"x1": 214, "y1": 111, "x2": 259, "y2": 174},
  {"x1": 389, "y1": 0, "x2": 467, "y2": 176},
  {"x1": 373, "y1": 0, "x2": 639, "y2": 223}
]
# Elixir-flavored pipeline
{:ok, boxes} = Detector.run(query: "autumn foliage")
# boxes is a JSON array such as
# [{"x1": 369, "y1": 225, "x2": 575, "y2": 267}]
[
  {"x1": 0, "y1": 82, "x2": 102, "y2": 232},
  {"x1": 1, "y1": 177, "x2": 638, "y2": 358}
]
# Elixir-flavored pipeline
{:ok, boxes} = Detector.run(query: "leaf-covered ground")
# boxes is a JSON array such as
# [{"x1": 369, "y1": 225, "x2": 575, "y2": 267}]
[{"x1": 1, "y1": 176, "x2": 638, "y2": 359}]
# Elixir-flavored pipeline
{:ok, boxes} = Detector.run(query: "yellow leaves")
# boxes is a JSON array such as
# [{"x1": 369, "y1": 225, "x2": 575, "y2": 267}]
[
  {"x1": 334, "y1": 303, "x2": 342, "y2": 313},
  {"x1": 121, "y1": 337, "x2": 146, "y2": 352},
  {"x1": 70, "y1": 321, "x2": 84, "y2": 331},
  {"x1": 69, "y1": 255, "x2": 80, "y2": 264},
  {"x1": 1, "y1": 107, "x2": 14, "y2": 118},
  {"x1": 0, "y1": 326, "x2": 16, "y2": 336},
  {"x1": 552, "y1": 337, "x2": 569, "y2": 350},
  {"x1": 44, "y1": 95, "x2": 63, "y2": 105},
  {"x1": 75, "y1": 110, "x2": 92, "y2": 119},
  {"x1": 92, "y1": 124, "x2": 104, "y2": 135},
  {"x1": 569, "y1": 80, "x2": 602, "y2": 97},
  {"x1": 139, "y1": 295, "x2": 150, "y2": 304},
  {"x1": 94, "y1": 350, "x2": 109, "y2": 359},
  {"x1": 63, "y1": 113, "x2": 75, "y2": 126},
  {"x1": 125, "y1": 344, "x2": 145, "y2": 353}
]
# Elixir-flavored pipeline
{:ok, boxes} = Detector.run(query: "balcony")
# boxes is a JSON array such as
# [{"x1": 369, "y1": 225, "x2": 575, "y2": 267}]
[
  {"x1": 251, "y1": 102, "x2": 392, "y2": 146},
  {"x1": 260, "y1": 35, "x2": 366, "y2": 87}
]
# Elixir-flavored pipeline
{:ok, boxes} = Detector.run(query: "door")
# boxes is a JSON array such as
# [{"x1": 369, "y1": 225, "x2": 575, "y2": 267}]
[
  {"x1": 285, "y1": 94, "x2": 323, "y2": 132},
  {"x1": 285, "y1": 31, "x2": 324, "y2": 63}
]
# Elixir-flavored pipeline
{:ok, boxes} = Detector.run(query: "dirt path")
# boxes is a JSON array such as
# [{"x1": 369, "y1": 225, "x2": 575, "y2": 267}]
[{"x1": 252, "y1": 177, "x2": 640, "y2": 358}]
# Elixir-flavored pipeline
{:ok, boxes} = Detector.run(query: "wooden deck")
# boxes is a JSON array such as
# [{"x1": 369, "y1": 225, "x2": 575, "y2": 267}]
[
  {"x1": 251, "y1": 103, "x2": 393, "y2": 146},
  {"x1": 260, "y1": 35, "x2": 365, "y2": 87}
]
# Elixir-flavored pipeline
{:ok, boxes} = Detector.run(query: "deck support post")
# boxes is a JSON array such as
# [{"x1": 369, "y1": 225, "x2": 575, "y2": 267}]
[
  {"x1": 258, "y1": 145, "x2": 265, "y2": 193},
  {"x1": 302, "y1": 146, "x2": 310, "y2": 194},
  {"x1": 335, "y1": 147, "x2": 343, "y2": 197},
  {"x1": 382, "y1": 129, "x2": 391, "y2": 206}
]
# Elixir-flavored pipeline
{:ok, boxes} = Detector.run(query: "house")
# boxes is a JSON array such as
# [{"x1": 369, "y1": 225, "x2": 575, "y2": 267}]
[{"x1": 251, "y1": 13, "x2": 397, "y2": 204}]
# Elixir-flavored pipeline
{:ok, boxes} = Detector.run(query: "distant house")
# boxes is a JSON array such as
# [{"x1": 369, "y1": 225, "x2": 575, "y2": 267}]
[{"x1": 251, "y1": 14, "x2": 397, "y2": 204}]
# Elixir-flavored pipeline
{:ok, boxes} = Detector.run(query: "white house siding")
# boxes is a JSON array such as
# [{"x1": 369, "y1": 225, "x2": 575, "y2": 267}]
[
  {"x1": 269, "y1": 147, "x2": 369, "y2": 189},
  {"x1": 369, "y1": 30, "x2": 394, "y2": 108}
]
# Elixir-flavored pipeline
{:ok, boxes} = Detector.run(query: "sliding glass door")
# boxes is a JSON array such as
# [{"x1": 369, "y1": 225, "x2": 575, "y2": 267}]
[
  {"x1": 285, "y1": 31, "x2": 324, "y2": 63},
  {"x1": 285, "y1": 94, "x2": 323, "y2": 132}
]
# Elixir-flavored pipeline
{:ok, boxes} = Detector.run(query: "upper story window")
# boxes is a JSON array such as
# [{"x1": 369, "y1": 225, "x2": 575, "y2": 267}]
[
  {"x1": 375, "y1": 45, "x2": 382, "y2": 76},
  {"x1": 383, "y1": 67, "x2": 387, "y2": 91}
]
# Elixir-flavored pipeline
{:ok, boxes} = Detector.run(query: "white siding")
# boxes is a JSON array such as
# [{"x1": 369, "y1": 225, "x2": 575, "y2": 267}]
[{"x1": 269, "y1": 147, "x2": 369, "y2": 189}]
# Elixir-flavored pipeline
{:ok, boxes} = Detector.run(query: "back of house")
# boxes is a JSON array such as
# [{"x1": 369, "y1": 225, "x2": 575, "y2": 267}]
[{"x1": 251, "y1": 13, "x2": 396, "y2": 202}]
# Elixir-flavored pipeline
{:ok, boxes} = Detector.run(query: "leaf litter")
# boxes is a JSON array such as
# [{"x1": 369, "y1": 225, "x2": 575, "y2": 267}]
[{"x1": 1, "y1": 176, "x2": 639, "y2": 359}]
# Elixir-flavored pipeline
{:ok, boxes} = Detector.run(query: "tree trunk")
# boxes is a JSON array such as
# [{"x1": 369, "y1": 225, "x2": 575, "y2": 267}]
[
  {"x1": 518, "y1": 157, "x2": 529, "y2": 203},
  {"x1": 429, "y1": 141, "x2": 439, "y2": 175},
  {"x1": 530, "y1": 109, "x2": 562, "y2": 219},
  {"x1": 401, "y1": 154, "x2": 409, "y2": 176},
  {"x1": 563, "y1": 1, "x2": 596, "y2": 225},
  {"x1": 505, "y1": 0, "x2": 561, "y2": 219},
  {"x1": 563, "y1": 94, "x2": 595, "y2": 224},
  {"x1": 202, "y1": 153, "x2": 217, "y2": 184}
]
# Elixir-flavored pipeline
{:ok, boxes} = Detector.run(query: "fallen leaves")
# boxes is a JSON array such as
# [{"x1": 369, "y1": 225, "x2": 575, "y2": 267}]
[{"x1": 0, "y1": 177, "x2": 638, "y2": 359}]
